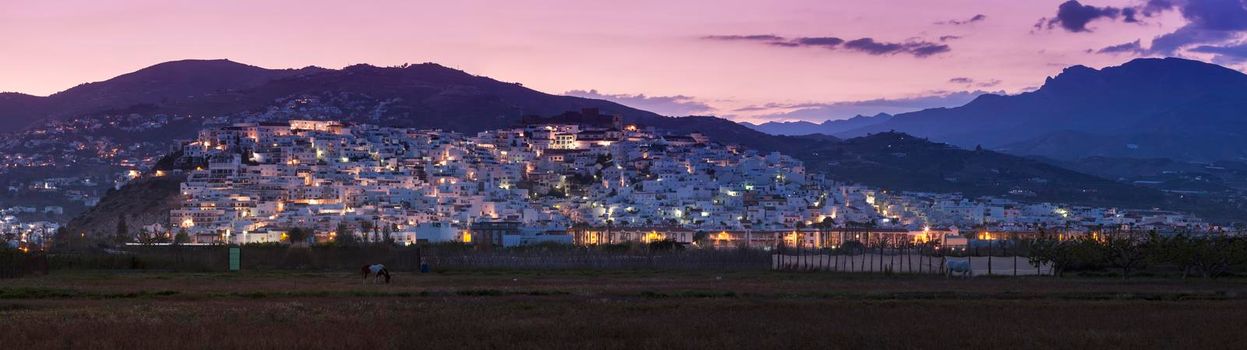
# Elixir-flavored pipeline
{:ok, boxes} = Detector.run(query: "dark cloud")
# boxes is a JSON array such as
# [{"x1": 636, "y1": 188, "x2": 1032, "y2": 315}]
[
  {"x1": 700, "y1": 34, "x2": 785, "y2": 41},
  {"x1": 1130, "y1": 0, "x2": 1247, "y2": 62},
  {"x1": 1122, "y1": 7, "x2": 1141, "y2": 22},
  {"x1": 1182, "y1": 0, "x2": 1247, "y2": 31},
  {"x1": 700, "y1": 34, "x2": 949, "y2": 58},
  {"x1": 565, "y1": 89, "x2": 713, "y2": 116},
  {"x1": 937, "y1": 14, "x2": 987, "y2": 25},
  {"x1": 737, "y1": 90, "x2": 1000, "y2": 121},
  {"x1": 1190, "y1": 43, "x2": 1247, "y2": 63},
  {"x1": 939, "y1": 35, "x2": 962, "y2": 42},
  {"x1": 843, "y1": 38, "x2": 951, "y2": 57},
  {"x1": 792, "y1": 37, "x2": 845, "y2": 48},
  {"x1": 948, "y1": 77, "x2": 1002, "y2": 88},
  {"x1": 1143, "y1": 0, "x2": 1177, "y2": 15},
  {"x1": 1039, "y1": 0, "x2": 1247, "y2": 64},
  {"x1": 843, "y1": 38, "x2": 905, "y2": 55},
  {"x1": 909, "y1": 43, "x2": 954, "y2": 57},
  {"x1": 1046, "y1": 0, "x2": 1124, "y2": 32},
  {"x1": 1097, "y1": 40, "x2": 1145, "y2": 54},
  {"x1": 1039, "y1": 0, "x2": 1178, "y2": 33}
]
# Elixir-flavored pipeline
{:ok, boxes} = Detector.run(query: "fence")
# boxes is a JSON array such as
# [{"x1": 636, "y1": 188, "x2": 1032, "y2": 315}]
[
  {"x1": 427, "y1": 249, "x2": 769, "y2": 270},
  {"x1": 0, "y1": 250, "x2": 49, "y2": 279},
  {"x1": 772, "y1": 253, "x2": 1053, "y2": 276},
  {"x1": 36, "y1": 245, "x2": 773, "y2": 272}
]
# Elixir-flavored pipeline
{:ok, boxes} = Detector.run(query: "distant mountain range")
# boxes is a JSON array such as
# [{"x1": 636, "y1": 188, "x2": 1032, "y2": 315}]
[
  {"x1": 742, "y1": 113, "x2": 893, "y2": 136},
  {"x1": 818, "y1": 58, "x2": 1247, "y2": 163},
  {"x1": 3, "y1": 58, "x2": 1237, "y2": 224}
]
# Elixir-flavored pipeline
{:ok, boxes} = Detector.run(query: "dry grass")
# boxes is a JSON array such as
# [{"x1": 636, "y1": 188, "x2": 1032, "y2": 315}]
[{"x1": 4, "y1": 271, "x2": 1247, "y2": 349}]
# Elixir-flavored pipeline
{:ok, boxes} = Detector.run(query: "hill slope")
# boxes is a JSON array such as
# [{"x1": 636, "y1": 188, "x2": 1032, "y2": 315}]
[
  {"x1": 786, "y1": 132, "x2": 1166, "y2": 207},
  {"x1": 5, "y1": 60, "x2": 806, "y2": 155},
  {"x1": 0, "y1": 92, "x2": 48, "y2": 131}
]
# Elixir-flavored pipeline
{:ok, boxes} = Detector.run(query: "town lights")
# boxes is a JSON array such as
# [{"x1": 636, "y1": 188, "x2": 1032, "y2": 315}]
[{"x1": 643, "y1": 231, "x2": 664, "y2": 243}]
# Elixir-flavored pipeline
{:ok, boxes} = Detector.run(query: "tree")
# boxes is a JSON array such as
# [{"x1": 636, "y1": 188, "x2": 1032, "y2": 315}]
[
  {"x1": 334, "y1": 223, "x2": 358, "y2": 246},
  {"x1": 52, "y1": 227, "x2": 86, "y2": 252},
  {"x1": 136, "y1": 228, "x2": 156, "y2": 245},
  {"x1": 1103, "y1": 235, "x2": 1146, "y2": 279},
  {"x1": 382, "y1": 225, "x2": 396, "y2": 246},
  {"x1": 114, "y1": 215, "x2": 130, "y2": 245},
  {"x1": 286, "y1": 228, "x2": 312, "y2": 244},
  {"x1": 1148, "y1": 233, "x2": 1200, "y2": 278},
  {"x1": 816, "y1": 217, "x2": 836, "y2": 248},
  {"x1": 1187, "y1": 236, "x2": 1247, "y2": 279},
  {"x1": 1029, "y1": 236, "x2": 1103, "y2": 277},
  {"x1": 173, "y1": 228, "x2": 190, "y2": 245}
]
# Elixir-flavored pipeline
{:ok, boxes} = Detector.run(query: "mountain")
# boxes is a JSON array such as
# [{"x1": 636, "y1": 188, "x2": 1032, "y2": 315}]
[
  {"x1": 42, "y1": 59, "x2": 323, "y2": 118},
  {"x1": 838, "y1": 58, "x2": 1247, "y2": 162},
  {"x1": 0, "y1": 92, "x2": 48, "y2": 131},
  {"x1": 744, "y1": 113, "x2": 892, "y2": 136},
  {"x1": 3, "y1": 60, "x2": 802, "y2": 154}
]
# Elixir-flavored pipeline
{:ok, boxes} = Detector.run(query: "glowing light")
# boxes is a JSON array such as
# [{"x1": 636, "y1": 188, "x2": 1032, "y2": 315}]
[{"x1": 643, "y1": 231, "x2": 664, "y2": 243}]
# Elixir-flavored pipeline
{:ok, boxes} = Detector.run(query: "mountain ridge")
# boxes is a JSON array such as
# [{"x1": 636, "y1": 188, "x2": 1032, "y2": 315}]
[{"x1": 835, "y1": 57, "x2": 1247, "y2": 162}]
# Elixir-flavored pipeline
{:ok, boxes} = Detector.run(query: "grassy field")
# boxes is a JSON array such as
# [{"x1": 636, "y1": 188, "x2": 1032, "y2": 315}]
[{"x1": 4, "y1": 270, "x2": 1247, "y2": 349}]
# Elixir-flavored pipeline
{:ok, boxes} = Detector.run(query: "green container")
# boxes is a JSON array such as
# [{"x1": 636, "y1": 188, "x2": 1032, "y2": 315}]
[{"x1": 229, "y1": 247, "x2": 240, "y2": 272}]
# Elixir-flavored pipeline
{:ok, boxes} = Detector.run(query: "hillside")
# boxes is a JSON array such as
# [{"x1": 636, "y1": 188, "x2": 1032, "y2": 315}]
[
  {"x1": 3, "y1": 60, "x2": 809, "y2": 156},
  {"x1": 784, "y1": 132, "x2": 1166, "y2": 207},
  {"x1": 64, "y1": 174, "x2": 185, "y2": 238},
  {"x1": 838, "y1": 58, "x2": 1247, "y2": 162},
  {"x1": 0, "y1": 92, "x2": 48, "y2": 131}
]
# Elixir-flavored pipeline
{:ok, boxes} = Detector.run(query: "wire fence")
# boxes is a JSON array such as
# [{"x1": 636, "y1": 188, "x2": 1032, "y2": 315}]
[
  {"x1": 0, "y1": 250, "x2": 49, "y2": 279},
  {"x1": 772, "y1": 253, "x2": 1053, "y2": 276},
  {"x1": 23, "y1": 245, "x2": 772, "y2": 273}
]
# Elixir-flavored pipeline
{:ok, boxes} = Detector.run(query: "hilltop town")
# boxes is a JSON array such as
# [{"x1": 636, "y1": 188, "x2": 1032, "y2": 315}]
[{"x1": 74, "y1": 109, "x2": 1210, "y2": 252}]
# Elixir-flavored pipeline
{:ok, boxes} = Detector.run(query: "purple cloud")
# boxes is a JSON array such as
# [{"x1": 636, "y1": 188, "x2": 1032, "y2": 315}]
[
  {"x1": 792, "y1": 37, "x2": 845, "y2": 48},
  {"x1": 565, "y1": 89, "x2": 713, "y2": 116},
  {"x1": 1045, "y1": 0, "x2": 1124, "y2": 32},
  {"x1": 1190, "y1": 43, "x2": 1247, "y2": 63},
  {"x1": 937, "y1": 14, "x2": 987, "y2": 25},
  {"x1": 1126, "y1": 0, "x2": 1247, "y2": 62},
  {"x1": 700, "y1": 34, "x2": 785, "y2": 41},
  {"x1": 700, "y1": 34, "x2": 950, "y2": 58},
  {"x1": 948, "y1": 77, "x2": 1001, "y2": 88},
  {"x1": 842, "y1": 38, "x2": 950, "y2": 57},
  {"x1": 1097, "y1": 40, "x2": 1145, "y2": 54},
  {"x1": 737, "y1": 90, "x2": 1000, "y2": 121}
]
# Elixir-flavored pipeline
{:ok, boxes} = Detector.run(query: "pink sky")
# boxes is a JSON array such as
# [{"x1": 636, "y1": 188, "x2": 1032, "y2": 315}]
[{"x1": 0, "y1": 0, "x2": 1229, "y2": 122}]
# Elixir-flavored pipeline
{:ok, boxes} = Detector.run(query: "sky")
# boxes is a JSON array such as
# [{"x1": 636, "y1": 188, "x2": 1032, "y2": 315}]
[{"x1": 2, "y1": 0, "x2": 1245, "y2": 123}]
